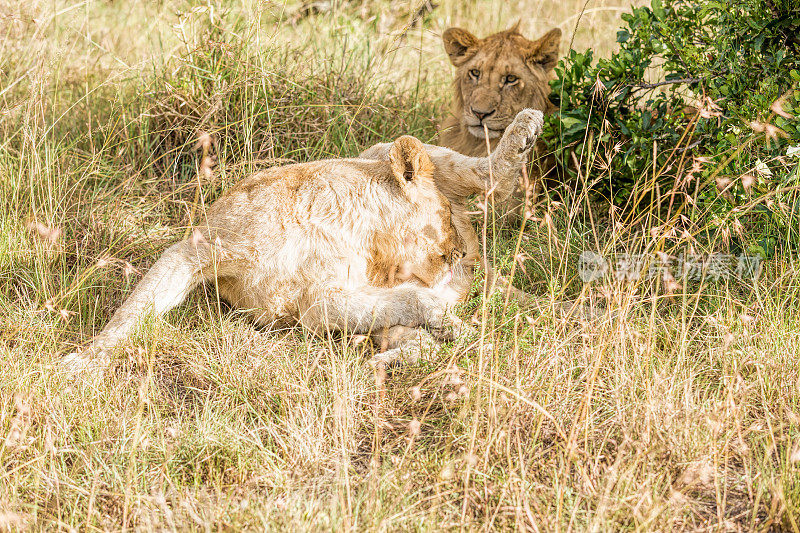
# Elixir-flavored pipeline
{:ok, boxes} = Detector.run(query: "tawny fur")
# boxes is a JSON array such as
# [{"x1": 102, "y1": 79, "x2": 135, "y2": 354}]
[
  {"x1": 66, "y1": 136, "x2": 456, "y2": 374},
  {"x1": 438, "y1": 23, "x2": 561, "y2": 213},
  {"x1": 360, "y1": 109, "x2": 545, "y2": 355},
  {"x1": 439, "y1": 24, "x2": 560, "y2": 154},
  {"x1": 64, "y1": 113, "x2": 543, "y2": 374}
]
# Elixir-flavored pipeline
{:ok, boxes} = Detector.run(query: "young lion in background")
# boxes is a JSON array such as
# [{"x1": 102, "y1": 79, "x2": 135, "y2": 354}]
[
  {"x1": 64, "y1": 110, "x2": 544, "y2": 375},
  {"x1": 439, "y1": 23, "x2": 561, "y2": 213}
]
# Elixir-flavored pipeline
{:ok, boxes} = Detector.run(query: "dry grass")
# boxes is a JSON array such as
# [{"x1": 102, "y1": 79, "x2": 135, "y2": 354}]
[{"x1": 2, "y1": 0, "x2": 800, "y2": 530}]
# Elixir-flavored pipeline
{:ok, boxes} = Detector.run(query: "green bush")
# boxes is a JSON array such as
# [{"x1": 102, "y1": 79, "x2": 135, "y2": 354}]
[{"x1": 545, "y1": 0, "x2": 800, "y2": 255}]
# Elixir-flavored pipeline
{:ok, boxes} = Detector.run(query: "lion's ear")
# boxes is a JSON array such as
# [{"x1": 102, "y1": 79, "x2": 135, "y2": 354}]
[
  {"x1": 525, "y1": 28, "x2": 562, "y2": 71},
  {"x1": 389, "y1": 136, "x2": 435, "y2": 189},
  {"x1": 442, "y1": 28, "x2": 479, "y2": 66}
]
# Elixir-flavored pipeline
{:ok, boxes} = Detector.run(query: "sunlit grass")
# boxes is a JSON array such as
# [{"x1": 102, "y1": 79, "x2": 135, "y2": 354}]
[{"x1": 1, "y1": 0, "x2": 799, "y2": 530}]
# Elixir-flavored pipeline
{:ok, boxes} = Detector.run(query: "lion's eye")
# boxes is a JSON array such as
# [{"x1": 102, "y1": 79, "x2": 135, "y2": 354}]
[
  {"x1": 468, "y1": 68, "x2": 481, "y2": 80},
  {"x1": 504, "y1": 74, "x2": 519, "y2": 85}
]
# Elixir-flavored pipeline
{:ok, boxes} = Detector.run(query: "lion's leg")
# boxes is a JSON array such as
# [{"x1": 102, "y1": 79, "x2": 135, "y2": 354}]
[
  {"x1": 360, "y1": 109, "x2": 544, "y2": 202},
  {"x1": 299, "y1": 283, "x2": 467, "y2": 340},
  {"x1": 436, "y1": 109, "x2": 545, "y2": 201},
  {"x1": 62, "y1": 240, "x2": 213, "y2": 375},
  {"x1": 478, "y1": 111, "x2": 546, "y2": 306},
  {"x1": 371, "y1": 322, "x2": 491, "y2": 369},
  {"x1": 496, "y1": 107, "x2": 548, "y2": 200},
  {"x1": 369, "y1": 262, "x2": 479, "y2": 368},
  {"x1": 370, "y1": 325, "x2": 440, "y2": 367},
  {"x1": 436, "y1": 111, "x2": 546, "y2": 308}
]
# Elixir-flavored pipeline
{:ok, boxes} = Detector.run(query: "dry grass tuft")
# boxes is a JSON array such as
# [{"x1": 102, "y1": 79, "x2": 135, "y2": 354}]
[{"x1": 1, "y1": 0, "x2": 799, "y2": 530}]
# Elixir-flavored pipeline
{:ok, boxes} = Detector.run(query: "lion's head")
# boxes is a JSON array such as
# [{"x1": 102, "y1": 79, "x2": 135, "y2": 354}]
[{"x1": 440, "y1": 23, "x2": 561, "y2": 149}]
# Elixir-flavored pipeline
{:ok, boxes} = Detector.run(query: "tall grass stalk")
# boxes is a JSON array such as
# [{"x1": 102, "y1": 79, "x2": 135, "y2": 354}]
[{"x1": 1, "y1": 0, "x2": 798, "y2": 530}]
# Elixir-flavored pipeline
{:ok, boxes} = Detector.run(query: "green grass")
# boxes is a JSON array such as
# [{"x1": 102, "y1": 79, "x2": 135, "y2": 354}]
[{"x1": 2, "y1": 0, "x2": 800, "y2": 530}]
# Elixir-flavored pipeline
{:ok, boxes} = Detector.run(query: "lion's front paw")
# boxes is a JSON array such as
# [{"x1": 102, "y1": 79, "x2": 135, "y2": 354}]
[
  {"x1": 370, "y1": 345, "x2": 422, "y2": 369},
  {"x1": 427, "y1": 314, "x2": 475, "y2": 342},
  {"x1": 507, "y1": 108, "x2": 545, "y2": 154}
]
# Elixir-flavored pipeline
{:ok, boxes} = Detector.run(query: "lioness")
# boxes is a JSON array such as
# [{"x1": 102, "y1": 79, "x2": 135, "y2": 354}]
[{"x1": 65, "y1": 110, "x2": 544, "y2": 374}]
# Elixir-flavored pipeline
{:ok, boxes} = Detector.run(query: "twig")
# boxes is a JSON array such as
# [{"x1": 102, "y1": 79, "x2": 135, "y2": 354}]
[
  {"x1": 675, "y1": 139, "x2": 702, "y2": 152},
  {"x1": 633, "y1": 77, "x2": 702, "y2": 90}
]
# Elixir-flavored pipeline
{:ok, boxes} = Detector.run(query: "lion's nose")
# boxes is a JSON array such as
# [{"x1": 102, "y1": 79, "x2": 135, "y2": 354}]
[{"x1": 471, "y1": 107, "x2": 496, "y2": 123}]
